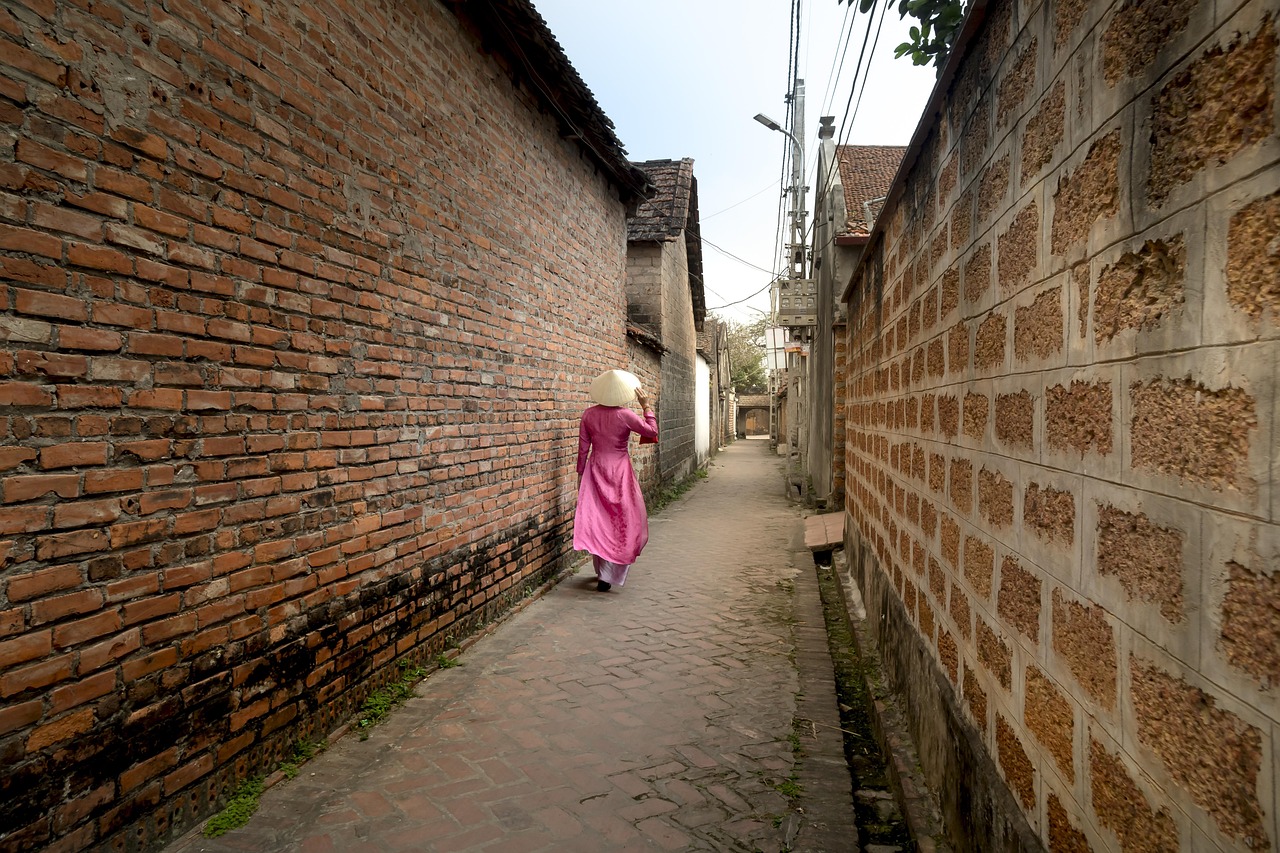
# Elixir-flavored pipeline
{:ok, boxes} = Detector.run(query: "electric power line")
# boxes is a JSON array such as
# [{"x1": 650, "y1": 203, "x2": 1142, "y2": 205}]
[{"x1": 702, "y1": 236, "x2": 779, "y2": 276}]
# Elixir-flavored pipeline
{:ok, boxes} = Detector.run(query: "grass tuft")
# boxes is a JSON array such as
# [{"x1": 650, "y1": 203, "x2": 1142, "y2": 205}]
[
  {"x1": 203, "y1": 777, "x2": 265, "y2": 838},
  {"x1": 357, "y1": 660, "x2": 427, "y2": 739}
]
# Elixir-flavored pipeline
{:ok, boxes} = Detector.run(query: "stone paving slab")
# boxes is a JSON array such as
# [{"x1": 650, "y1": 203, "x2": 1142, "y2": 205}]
[{"x1": 167, "y1": 440, "x2": 857, "y2": 852}]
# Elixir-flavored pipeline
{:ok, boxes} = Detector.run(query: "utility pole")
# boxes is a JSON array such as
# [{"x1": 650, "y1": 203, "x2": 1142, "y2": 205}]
[{"x1": 754, "y1": 78, "x2": 813, "y2": 497}]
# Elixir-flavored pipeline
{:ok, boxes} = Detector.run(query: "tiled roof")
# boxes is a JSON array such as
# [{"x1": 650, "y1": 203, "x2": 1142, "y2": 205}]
[
  {"x1": 628, "y1": 159, "x2": 706, "y2": 328},
  {"x1": 443, "y1": 0, "x2": 652, "y2": 202},
  {"x1": 628, "y1": 159, "x2": 697, "y2": 242},
  {"x1": 738, "y1": 395, "x2": 771, "y2": 407},
  {"x1": 836, "y1": 146, "x2": 907, "y2": 236}
]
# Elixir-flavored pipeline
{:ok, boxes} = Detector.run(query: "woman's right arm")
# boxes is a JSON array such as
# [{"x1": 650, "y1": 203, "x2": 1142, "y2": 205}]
[{"x1": 627, "y1": 390, "x2": 658, "y2": 439}]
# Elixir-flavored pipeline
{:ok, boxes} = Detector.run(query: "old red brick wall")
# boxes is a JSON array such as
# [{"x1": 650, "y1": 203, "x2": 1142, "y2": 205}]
[
  {"x1": 0, "y1": 1, "x2": 633, "y2": 849},
  {"x1": 842, "y1": 0, "x2": 1278, "y2": 850},
  {"x1": 832, "y1": 320, "x2": 847, "y2": 507}
]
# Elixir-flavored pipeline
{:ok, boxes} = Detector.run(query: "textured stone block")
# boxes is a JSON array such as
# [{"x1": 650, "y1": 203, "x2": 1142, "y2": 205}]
[
  {"x1": 950, "y1": 582, "x2": 971, "y2": 640},
  {"x1": 1073, "y1": 263, "x2": 1089, "y2": 340},
  {"x1": 950, "y1": 457, "x2": 973, "y2": 515},
  {"x1": 1014, "y1": 285, "x2": 1064, "y2": 363},
  {"x1": 948, "y1": 321, "x2": 971, "y2": 377},
  {"x1": 963, "y1": 392, "x2": 989, "y2": 441},
  {"x1": 1226, "y1": 188, "x2": 1280, "y2": 323},
  {"x1": 1094, "y1": 236, "x2": 1186, "y2": 343},
  {"x1": 1048, "y1": 792, "x2": 1093, "y2": 852},
  {"x1": 978, "y1": 155, "x2": 1010, "y2": 224},
  {"x1": 1025, "y1": 665, "x2": 1073, "y2": 782},
  {"x1": 974, "y1": 311, "x2": 1007, "y2": 372},
  {"x1": 1129, "y1": 375, "x2": 1256, "y2": 492},
  {"x1": 1219, "y1": 559, "x2": 1280, "y2": 687},
  {"x1": 977, "y1": 618, "x2": 1011, "y2": 689},
  {"x1": 964, "y1": 534, "x2": 993, "y2": 599},
  {"x1": 1052, "y1": 131, "x2": 1121, "y2": 256},
  {"x1": 961, "y1": 99, "x2": 991, "y2": 181},
  {"x1": 1129, "y1": 657, "x2": 1269, "y2": 846},
  {"x1": 998, "y1": 202, "x2": 1039, "y2": 294},
  {"x1": 994, "y1": 389, "x2": 1034, "y2": 450},
  {"x1": 1025, "y1": 481, "x2": 1076, "y2": 545},
  {"x1": 939, "y1": 630, "x2": 958, "y2": 683},
  {"x1": 964, "y1": 662, "x2": 987, "y2": 727},
  {"x1": 998, "y1": 557, "x2": 1040, "y2": 643},
  {"x1": 1089, "y1": 737, "x2": 1180, "y2": 852},
  {"x1": 1021, "y1": 80, "x2": 1065, "y2": 186},
  {"x1": 941, "y1": 266, "x2": 960, "y2": 318},
  {"x1": 1101, "y1": 0, "x2": 1196, "y2": 86},
  {"x1": 938, "y1": 395, "x2": 959, "y2": 439},
  {"x1": 1096, "y1": 506, "x2": 1185, "y2": 623},
  {"x1": 929, "y1": 451, "x2": 947, "y2": 494},
  {"x1": 978, "y1": 466, "x2": 1012, "y2": 528},
  {"x1": 1054, "y1": 0, "x2": 1090, "y2": 52},
  {"x1": 1147, "y1": 18, "x2": 1276, "y2": 207},
  {"x1": 1052, "y1": 590, "x2": 1116, "y2": 709},
  {"x1": 941, "y1": 515, "x2": 960, "y2": 569},
  {"x1": 1046, "y1": 379, "x2": 1112, "y2": 457},
  {"x1": 964, "y1": 243, "x2": 992, "y2": 306},
  {"x1": 996, "y1": 714, "x2": 1035, "y2": 809},
  {"x1": 998, "y1": 38, "x2": 1038, "y2": 127}
]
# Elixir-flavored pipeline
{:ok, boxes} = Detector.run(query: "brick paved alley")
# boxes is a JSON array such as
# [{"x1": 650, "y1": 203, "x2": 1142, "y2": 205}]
[{"x1": 167, "y1": 439, "x2": 858, "y2": 852}]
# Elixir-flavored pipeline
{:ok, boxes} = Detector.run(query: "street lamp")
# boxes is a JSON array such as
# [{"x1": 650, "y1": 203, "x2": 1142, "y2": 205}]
[
  {"x1": 747, "y1": 112, "x2": 798, "y2": 181},
  {"x1": 753, "y1": 110, "x2": 806, "y2": 284}
]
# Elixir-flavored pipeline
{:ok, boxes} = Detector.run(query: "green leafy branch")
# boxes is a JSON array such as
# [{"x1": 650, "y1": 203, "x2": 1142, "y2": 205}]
[{"x1": 843, "y1": 0, "x2": 970, "y2": 69}]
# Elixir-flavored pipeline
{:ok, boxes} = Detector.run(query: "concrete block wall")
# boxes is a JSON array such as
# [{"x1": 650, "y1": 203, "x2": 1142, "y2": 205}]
[
  {"x1": 842, "y1": 0, "x2": 1278, "y2": 850},
  {"x1": 0, "y1": 1, "x2": 632, "y2": 849}
]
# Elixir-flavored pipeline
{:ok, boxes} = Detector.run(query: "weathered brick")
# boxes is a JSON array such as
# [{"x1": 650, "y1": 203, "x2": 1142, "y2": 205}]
[{"x1": 26, "y1": 707, "x2": 95, "y2": 753}]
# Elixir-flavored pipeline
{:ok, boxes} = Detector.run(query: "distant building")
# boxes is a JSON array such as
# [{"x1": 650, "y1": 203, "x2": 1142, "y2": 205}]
[{"x1": 626, "y1": 158, "x2": 707, "y2": 493}]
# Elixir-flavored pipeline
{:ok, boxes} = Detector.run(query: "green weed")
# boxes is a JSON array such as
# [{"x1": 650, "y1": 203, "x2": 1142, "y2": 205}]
[
  {"x1": 775, "y1": 777, "x2": 802, "y2": 799},
  {"x1": 357, "y1": 661, "x2": 427, "y2": 739},
  {"x1": 279, "y1": 737, "x2": 326, "y2": 780},
  {"x1": 203, "y1": 776, "x2": 265, "y2": 838}
]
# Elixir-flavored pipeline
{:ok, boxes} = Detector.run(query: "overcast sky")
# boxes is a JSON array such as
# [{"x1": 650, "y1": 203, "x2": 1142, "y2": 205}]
[{"x1": 530, "y1": 0, "x2": 940, "y2": 325}]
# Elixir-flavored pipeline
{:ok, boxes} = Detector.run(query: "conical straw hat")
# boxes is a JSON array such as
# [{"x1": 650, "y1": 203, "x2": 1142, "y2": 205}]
[{"x1": 589, "y1": 369, "x2": 641, "y2": 407}]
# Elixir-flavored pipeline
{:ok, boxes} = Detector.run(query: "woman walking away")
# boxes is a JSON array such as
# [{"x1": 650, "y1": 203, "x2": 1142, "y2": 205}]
[{"x1": 573, "y1": 369, "x2": 658, "y2": 592}]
